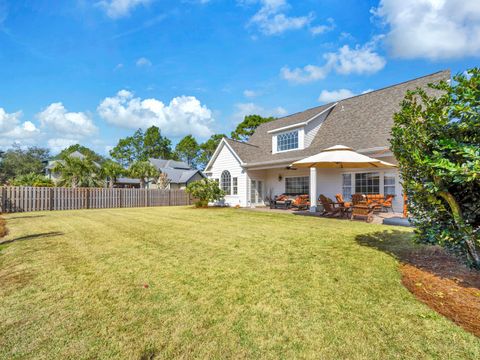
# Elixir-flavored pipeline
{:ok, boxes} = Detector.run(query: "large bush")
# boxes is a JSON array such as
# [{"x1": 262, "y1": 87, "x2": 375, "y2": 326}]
[
  {"x1": 10, "y1": 173, "x2": 54, "y2": 187},
  {"x1": 186, "y1": 179, "x2": 224, "y2": 207},
  {"x1": 391, "y1": 68, "x2": 480, "y2": 268}
]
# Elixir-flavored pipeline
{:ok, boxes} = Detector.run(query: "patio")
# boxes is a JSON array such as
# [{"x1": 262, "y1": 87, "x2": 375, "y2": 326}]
[{"x1": 243, "y1": 206, "x2": 409, "y2": 226}]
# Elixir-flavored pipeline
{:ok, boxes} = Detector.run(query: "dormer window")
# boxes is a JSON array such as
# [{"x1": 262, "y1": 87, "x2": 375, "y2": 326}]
[{"x1": 277, "y1": 130, "x2": 299, "y2": 152}]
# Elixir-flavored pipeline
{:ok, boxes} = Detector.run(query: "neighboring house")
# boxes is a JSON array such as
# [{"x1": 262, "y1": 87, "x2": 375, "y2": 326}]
[
  {"x1": 204, "y1": 70, "x2": 450, "y2": 212},
  {"x1": 115, "y1": 158, "x2": 205, "y2": 189},
  {"x1": 45, "y1": 151, "x2": 100, "y2": 184}
]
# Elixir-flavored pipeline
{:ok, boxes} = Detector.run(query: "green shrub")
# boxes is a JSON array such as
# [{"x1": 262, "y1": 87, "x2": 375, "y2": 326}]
[
  {"x1": 10, "y1": 173, "x2": 54, "y2": 187},
  {"x1": 186, "y1": 179, "x2": 224, "y2": 208},
  {"x1": 391, "y1": 68, "x2": 480, "y2": 268}
]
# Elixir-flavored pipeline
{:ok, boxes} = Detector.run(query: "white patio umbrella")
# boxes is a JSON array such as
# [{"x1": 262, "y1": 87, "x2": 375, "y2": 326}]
[{"x1": 291, "y1": 145, "x2": 396, "y2": 168}]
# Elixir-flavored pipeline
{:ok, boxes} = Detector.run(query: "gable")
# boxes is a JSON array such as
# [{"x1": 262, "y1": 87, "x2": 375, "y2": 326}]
[{"x1": 205, "y1": 139, "x2": 244, "y2": 172}]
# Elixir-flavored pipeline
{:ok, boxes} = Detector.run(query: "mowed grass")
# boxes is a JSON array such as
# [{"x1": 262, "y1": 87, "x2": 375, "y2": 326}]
[{"x1": 0, "y1": 207, "x2": 478, "y2": 359}]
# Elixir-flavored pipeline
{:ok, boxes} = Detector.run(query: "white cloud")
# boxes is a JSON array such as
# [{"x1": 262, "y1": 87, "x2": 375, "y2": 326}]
[
  {"x1": 97, "y1": 90, "x2": 214, "y2": 138},
  {"x1": 232, "y1": 102, "x2": 287, "y2": 123},
  {"x1": 243, "y1": 89, "x2": 258, "y2": 98},
  {"x1": 97, "y1": 0, "x2": 150, "y2": 19},
  {"x1": 373, "y1": 0, "x2": 480, "y2": 59},
  {"x1": 136, "y1": 57, "x2": 152, "y2": 67},
  {"x1": 325, "y1": 43, "x2": 386, "y2": 75},
  {"x1": 47, "y1": 138, "x2": 79, "y2": 153},
  {"x1": 310, "y1": 18, "x2": 335, "y2": 36},
  {"x1": 247, "y1": 0, "x2": 314, "y2": 35},
  {"x1": 37, "y1": 103, "x2": 97, "y2": 138},
  {"x1": 280, "y1": 64, "x2": 329, "y2": 84},
  {"x1": 281, "y1": 43, "x2": 386, "y2": 83},
  {"x1": 114, "y1": 63, "x2": 124, "y2": 71},
  {"x1": 0, "y1": 108, "x2": 39, "y2": 147},
  {"x1": 318, "y1": 89, "x2": 356, "y2": 103}
]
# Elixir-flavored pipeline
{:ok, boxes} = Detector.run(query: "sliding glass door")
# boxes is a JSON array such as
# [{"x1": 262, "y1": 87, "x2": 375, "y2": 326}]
[{"x1": 250, "y1": 180, "x2": 264, "y2": 205}]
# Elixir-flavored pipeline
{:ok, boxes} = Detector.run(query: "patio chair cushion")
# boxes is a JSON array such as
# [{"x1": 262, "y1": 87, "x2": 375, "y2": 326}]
[{"x1": 292, "y1": 195, "x2": 310, "y2": 207}]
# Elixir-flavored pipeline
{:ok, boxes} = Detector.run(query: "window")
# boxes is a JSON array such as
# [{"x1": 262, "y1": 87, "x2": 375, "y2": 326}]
[
  {"x1": 277, "y1": 131, "x2": 299, "y2": 152},
  {"x1": 221, "y1": 170, "x2": 231, "y2": 194},
  {"x1": 384, "y1": 174, "x2": 396, "y2": 195},
  {"x1": 285, "y1": 176, "x2": 309, "y2": 195},
  {"x1": 232, "y1": 177, "x2": 238, "y2": 195},
  {"x1": 342, "y1": 174, "x2": 352, "y2": 200},
  {"x1": 355, "y1": 172, "x2": 380, "y2": 194}
]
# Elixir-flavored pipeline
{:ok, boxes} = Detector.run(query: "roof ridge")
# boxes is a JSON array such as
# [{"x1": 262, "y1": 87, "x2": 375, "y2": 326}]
[
  {"x1": 334, "y1": 69, "x2": 450, "y2": 104},
  {"x1": 257, "y1": 70, "x2": 450, "y2": 128},
  {"x1": 258, "y1": 103, "x2": 333, "y2": 127},
  {"x1": 226, "y1": 138, "x2": 259, "y2": 148}
]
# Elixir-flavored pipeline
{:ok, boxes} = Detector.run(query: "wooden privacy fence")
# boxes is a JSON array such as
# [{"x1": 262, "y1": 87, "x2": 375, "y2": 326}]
[{"x1": 0, "y1": 187, "x2": 192, "y2": 213}]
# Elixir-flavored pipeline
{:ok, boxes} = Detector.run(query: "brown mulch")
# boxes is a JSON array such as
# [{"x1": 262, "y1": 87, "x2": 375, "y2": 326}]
[
  {"x1": 0, "y1": 216, "x2": 7, "y2": 239},
  {"x1": 400, "y1": 247, "x2": 480, "y2": 337}
]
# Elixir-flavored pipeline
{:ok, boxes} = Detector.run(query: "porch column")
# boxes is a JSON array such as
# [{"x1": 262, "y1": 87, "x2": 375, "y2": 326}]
[{"x1": 309, "y1": 167, "x2": 317, "y2": 212}]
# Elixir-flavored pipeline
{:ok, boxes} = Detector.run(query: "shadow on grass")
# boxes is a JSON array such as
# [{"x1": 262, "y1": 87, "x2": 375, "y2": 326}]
[
  {"x1": 0, "y1": 231, "x2": 64, "y2": 246},
  {"x1": 5, "y1": 215, "x2": 46, "y2": 220},
  {"x1": 356, "y1": 229, "x2": 480, "y2": 290}
]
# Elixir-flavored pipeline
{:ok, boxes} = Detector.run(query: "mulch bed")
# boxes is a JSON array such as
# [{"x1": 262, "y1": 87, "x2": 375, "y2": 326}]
[
  {"x1": 400, "y1": 247, "x2": 480, "y2": 337},
  {"x1": 0, "y1": 216, "x2": 7, "y2": 239}
]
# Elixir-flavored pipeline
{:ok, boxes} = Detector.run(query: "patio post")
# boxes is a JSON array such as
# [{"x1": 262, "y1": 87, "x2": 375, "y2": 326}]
[{"x1": 309, "y1": 167, "x2": 317, "y2": 212}]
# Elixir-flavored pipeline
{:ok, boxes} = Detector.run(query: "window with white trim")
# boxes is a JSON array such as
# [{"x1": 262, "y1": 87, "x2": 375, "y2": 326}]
[
  {"x1": 277, "y1": 130, "x2": 299, "y2": 152},
  {"x1": 221, "y1": 170, "x2": 231, "y2": 194},
  {"x1": 384, "y1": 174, "x2": 396, "y2": 195},
  {"x1": 285, "y1": 176, "x2": 309, "y2": 195},
  {"x1": 232, "y1": 177, "x2": 238, "y2": 195},
  {"x1": 355, "y1": 172, "x2": 380, "y2": 194},
  {"x1": 342, "y1": 173, "x2": 352, "y2": 200}
]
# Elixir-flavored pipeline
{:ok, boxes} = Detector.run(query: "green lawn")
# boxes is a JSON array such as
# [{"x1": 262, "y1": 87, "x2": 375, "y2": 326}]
[{"x1": 0, "y1": 207, "x2": 478, "y2": 359}]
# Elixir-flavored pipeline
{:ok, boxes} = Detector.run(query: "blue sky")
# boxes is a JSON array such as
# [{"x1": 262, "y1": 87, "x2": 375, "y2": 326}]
[{"x1": 0, "y1": 0, "x2": 478, "y2": 154}]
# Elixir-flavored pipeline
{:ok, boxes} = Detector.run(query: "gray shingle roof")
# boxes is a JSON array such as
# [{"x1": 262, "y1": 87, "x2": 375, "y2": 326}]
[
  {"x1": 161, "y1": 168, "x2": 202, "y2": 183},
  {"x1": 149, "y1": 158, "x2": 190, "y2": 170},
  {"x1": 116, "y1": 177, "x2": 141, "y2": 184},
  {"x1": 149, "y1": 158, "x2": 205, "y2": 183},
  {"x1": 227, "y1": 70, "x2": 450, "y2": 166}
]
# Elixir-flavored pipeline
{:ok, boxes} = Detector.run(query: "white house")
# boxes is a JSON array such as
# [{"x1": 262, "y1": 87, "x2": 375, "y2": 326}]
[{"x1": 204, "y1": 70, "x2": 450, "y2": 212}]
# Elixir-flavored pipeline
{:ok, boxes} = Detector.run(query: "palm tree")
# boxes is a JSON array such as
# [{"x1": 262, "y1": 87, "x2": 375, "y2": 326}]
[
  {"x1": 128, "y1": 161, "x2": 159, "y2": 189},
  {"x1": 52, "y1": 157, "x2": 103, "y2": 188},
  {"x1": 157, "y1": 172, "x2": 171, "y2": 190},
  {"x1": 101, "y1": 160, "x2": 125, "y2": 188}
]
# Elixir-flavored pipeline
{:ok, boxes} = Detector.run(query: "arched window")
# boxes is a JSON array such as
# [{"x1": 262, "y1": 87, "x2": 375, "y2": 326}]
[{"x1": 221, "y1": 170, "x2": 231, "y2": 195}]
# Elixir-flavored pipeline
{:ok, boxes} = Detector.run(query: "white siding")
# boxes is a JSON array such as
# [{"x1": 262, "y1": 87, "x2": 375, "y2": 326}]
[
  {"x1": 208, "y1": 143, "x2": 246, "y2": 206},
  {"x1": 304, "y1": 111, "x2": 329, "y2": 148}
]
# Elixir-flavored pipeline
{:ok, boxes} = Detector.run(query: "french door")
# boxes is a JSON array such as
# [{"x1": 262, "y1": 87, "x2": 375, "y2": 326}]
[{"x1": 250, "y1": 180, "x2": 264, "y2": 205}]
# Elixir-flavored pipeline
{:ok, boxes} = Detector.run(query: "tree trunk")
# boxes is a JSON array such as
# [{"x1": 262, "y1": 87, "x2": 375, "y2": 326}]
[
  {"x1": 438, "y1": 190, "x2": 480, "y2": 268},
  {"x1": 140, "y1": 178, "x2": 145, "y2": 189},
  {"x1": 109, "y1": 178, "x2": 114, "y2": 188}
]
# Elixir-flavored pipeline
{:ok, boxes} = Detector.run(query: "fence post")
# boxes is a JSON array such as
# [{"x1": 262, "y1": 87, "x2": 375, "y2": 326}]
[
  {"x1": 1, "y1": 187, "x2": 5, "y2": 213},
  {"x1": 86, "y1": 188, "x2": 90, "y2": 209},
  {"x1": 49, "y1": 188, "x2": 54, "y2": 211},
  {"x1": 119, "y1": 189, "x2": 123, "y2": 208},
  {"x1": 168, "y1": 190, "x2": 171, "y2": 206}
]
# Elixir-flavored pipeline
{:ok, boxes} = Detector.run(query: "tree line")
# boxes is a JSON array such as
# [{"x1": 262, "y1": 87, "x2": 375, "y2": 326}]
[{"x1": 0, "y1": 114, "x2": 274, "y2": 187}]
